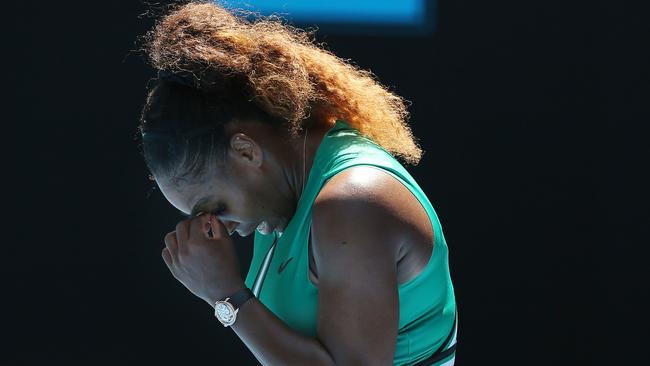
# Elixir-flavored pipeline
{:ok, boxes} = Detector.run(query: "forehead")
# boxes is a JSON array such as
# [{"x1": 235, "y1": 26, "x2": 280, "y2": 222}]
[{"x1": 156, "y1": 175, "x2": 225, "y2": 217}]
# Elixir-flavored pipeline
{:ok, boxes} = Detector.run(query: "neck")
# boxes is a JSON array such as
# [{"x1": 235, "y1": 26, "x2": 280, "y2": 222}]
[{"x1": 285, "y1": 122, "x2": 330, "y2": 207}]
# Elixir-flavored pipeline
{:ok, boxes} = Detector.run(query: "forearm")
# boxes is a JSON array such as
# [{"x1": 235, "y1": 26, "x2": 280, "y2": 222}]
[{"x1": 228, "y1": 297, "x2": 336, "y2": 366}]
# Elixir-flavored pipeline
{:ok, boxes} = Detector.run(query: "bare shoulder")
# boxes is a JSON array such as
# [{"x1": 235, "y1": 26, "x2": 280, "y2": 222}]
[
  {"x1": 309, "y1": 165, "x2": 409, "y2": 364},
  {"x1": 312, "y1": 166, "x2": 409, "y2": 257},
  {"x1": 313, "y1": 165, "x2": 414, "y2": 217},
  {"x1": 315, "y1": 165, "x2": 403, "y2": 203}
]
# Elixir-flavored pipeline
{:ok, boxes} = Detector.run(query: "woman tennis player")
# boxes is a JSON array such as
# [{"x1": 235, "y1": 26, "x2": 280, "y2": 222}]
[{"x1": 137, "y1": 2, "x2": 457, "y2": 365}]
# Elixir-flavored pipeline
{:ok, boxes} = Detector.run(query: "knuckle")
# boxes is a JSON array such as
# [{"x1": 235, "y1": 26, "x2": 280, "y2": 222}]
[
  {"x1": 175, "y1": 220, "x2": 188, "y2": 233},
  {"x1": 164, "y1": 232, "x2": 177, "y2": 246}
]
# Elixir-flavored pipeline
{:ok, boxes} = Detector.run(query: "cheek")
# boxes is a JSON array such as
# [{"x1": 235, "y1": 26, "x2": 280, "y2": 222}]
[
  {"x1": 226, "y1": 181, "x2": 262, "y2": 219},
  {"x1": 242, "y1": 184, "x2": 272, "y2": 215},
  {"x1": 228, "y1": 170, "x2": 276, "y2": 218}
]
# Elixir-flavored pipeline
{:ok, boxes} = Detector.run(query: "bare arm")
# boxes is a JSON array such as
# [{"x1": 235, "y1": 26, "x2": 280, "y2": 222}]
[
  {"x1": 229, "y1": 297, "x2": 335, "y2": 365},
  {"x1": 228, "y1": 167, "x2": 403, "y2": 365}
]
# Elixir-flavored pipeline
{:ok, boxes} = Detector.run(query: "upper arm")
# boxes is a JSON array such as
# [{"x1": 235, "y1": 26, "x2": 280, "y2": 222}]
[{"x1": 311, "y1": 167, "x2": 404, "y2": 365}]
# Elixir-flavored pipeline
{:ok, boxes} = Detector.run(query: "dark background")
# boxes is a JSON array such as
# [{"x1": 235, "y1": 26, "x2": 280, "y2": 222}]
[{"x1": 6, "y1": 1, "x2": 648, "y2": 365}]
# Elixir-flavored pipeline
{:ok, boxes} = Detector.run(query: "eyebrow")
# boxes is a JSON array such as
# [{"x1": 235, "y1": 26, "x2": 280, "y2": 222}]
[{"x1": 181, "y1": 197, "x2": 211, "y2": 219}]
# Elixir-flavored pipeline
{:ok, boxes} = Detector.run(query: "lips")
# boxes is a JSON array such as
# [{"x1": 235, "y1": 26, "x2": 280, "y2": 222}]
[{"x1": 236, "y1": 221, "x2": 262, "y2": 237}]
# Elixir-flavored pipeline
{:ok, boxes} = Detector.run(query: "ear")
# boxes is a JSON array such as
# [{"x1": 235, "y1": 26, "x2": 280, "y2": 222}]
[{"x1": 228, "y1": 133, "x2": 263, "y2": 168}]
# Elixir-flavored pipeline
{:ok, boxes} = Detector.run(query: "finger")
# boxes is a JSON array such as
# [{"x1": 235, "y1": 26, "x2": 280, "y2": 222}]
[
  {"x1": 189, "y1": 212, "x2": 211, "y2": 240},
  {"x1": 163, "y1": 231, "x2": 179, "y2": 264},
  {"x1": 175, "y1": 220, "x2": 190, "y2": 245},
  {"x1": 161, "y1": 247, "x2": 173, "y2": 271},
  {"x1": 209, "y1": 215, "x2": 229, "y2": 239}
]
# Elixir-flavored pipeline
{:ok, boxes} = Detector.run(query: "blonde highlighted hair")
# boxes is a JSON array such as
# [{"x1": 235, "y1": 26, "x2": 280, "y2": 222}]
[{"x1": 143, "y1": 1, "x2": 423, "y2": 165}]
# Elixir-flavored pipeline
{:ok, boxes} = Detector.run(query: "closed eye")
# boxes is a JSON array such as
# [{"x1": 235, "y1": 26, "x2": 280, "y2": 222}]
[
  {"x1": 210, "y1": 204, "x2": 227, "y2": 217},
  {"x1": 181, "y1": 202, "x2": 227, "y2": 219}
]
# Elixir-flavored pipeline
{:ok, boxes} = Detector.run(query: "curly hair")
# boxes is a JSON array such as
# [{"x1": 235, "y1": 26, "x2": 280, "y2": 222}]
[{"x1": 138, "y1": 1, "x2": 422, "y2": 184}]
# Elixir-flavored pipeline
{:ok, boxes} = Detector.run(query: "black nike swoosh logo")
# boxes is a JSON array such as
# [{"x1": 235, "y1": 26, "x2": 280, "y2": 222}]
[{"x1": 278, "y1": 257, "x2": 294, "y2": 274}]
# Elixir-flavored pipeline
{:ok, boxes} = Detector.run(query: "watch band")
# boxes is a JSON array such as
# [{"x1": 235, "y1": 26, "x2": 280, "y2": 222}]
[
  {"x1": 214, "y1": 287, "x2": 255, "y2": 327},
  {"x1": 224, "y1": 287, "x2": 254, "y2": 309}
]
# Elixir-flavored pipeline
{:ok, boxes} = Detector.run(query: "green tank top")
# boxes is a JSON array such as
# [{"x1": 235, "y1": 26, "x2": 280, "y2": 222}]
[{"x1": 244, "y1": 120, "x2": 457, "y2": 365}]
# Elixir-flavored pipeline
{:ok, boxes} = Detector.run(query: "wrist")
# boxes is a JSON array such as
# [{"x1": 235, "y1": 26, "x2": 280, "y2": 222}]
[
  {"x1": 213, "y1": 286, "x2": 255, "y2": 327},
  {"x1": 206, "y1": 280, "x2": 246, "y2": 308}
]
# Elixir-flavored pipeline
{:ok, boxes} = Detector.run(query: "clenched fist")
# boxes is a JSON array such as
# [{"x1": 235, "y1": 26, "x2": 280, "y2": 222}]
[{"x1": 162, "y1": 213, "x2": 245, "y2": 307}]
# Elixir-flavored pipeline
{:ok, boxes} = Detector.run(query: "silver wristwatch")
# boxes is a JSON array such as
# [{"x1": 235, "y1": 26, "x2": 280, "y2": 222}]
[{"x1": 214, "y1": 287, "x2": 254, "y2": 327}]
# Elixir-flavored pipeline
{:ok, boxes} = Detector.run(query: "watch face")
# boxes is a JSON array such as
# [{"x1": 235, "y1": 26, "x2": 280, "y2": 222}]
[{"x1": 215, "y1": 301, "x2": 236, "y2": 326}]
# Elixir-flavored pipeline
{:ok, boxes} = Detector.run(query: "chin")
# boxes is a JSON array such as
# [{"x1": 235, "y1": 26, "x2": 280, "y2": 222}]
[
  {"x1": 254, "y1": 218, "x2": 287, "y2": 236},
  {"x1": 275, "y1": 218, "x2": 288, "y2": 234},
  {"x1": 273, "y1": 218, "x2": 286, "y2": 233}
]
